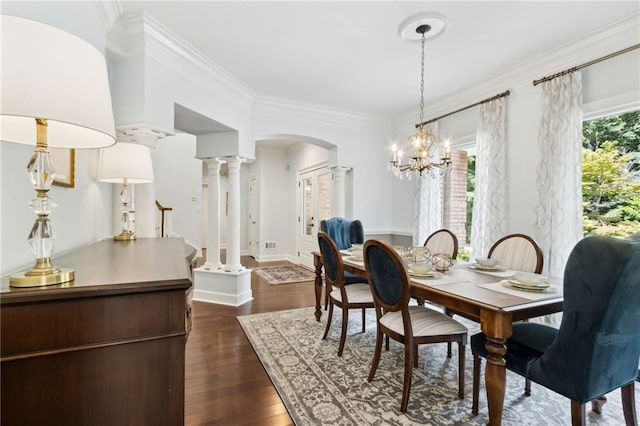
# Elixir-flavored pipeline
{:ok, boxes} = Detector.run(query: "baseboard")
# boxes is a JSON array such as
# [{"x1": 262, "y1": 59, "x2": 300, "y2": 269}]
[{"x1": 254, "y1": 253, "x2": 289, "y2": 262}]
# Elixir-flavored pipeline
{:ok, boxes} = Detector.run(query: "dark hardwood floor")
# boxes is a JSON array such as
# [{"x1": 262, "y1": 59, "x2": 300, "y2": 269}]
[{"x1": 185, "y1": 256, "x2": 317, "y2": 425}]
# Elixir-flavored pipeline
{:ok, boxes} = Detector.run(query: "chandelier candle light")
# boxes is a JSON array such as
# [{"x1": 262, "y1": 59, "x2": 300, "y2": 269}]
[{"x1": 389, "y1": 19, "x2": 452, "y2": 179}]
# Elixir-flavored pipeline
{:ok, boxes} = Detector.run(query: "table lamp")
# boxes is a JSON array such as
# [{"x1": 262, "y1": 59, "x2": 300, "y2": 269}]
[
  {"x1": 0, "y1": 15, "x2": 116, "y2": 287},
  {"x1": 98, "y1": 143, "x2": 154, "y2": 241}
]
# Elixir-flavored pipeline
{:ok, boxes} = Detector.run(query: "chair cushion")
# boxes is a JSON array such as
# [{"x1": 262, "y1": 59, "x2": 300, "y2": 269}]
[
  {"x1": 380, "y1": 305, "x2": 467, "y2": 337},
  {"x1": 344, "y1": 271, "x2": 368, "y2": 285},
  {"x1": 330, "y1": 283, "x2": 373, "y2": 304},
  {"x1": 471, "y1": 323, "x2": 558, "y2": 377},
  {"x1": 508, "y1": 323, "x2": 558, "y2": 353}
]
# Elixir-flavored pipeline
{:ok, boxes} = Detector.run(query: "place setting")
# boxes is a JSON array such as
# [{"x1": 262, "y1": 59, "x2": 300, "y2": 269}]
[
  {"x1": 502, "y1": 271, "x2": 557, "y2": 293},
  {"x1": 407, "y1": 262, "x2": 439, "y2": 278},
  {"x1": 342, "y1": 244, "x2": 365, "y2": 262},
  {"x1": 468, "y1": 257, "x2": 504, "y2": 271},
  {"x1": 467, "y1": 257, "x2": 515, "y2": 277}
]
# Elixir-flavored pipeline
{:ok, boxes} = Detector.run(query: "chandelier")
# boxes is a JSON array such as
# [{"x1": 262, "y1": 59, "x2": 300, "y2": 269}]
[{"x1": 388, "y1": 23, "x2": 451, "y2": 180}]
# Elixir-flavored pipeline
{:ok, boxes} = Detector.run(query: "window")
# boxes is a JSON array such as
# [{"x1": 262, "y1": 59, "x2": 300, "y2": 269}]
[{"x1": 582, "y1": 110, "x2": 640, "y2": 237}]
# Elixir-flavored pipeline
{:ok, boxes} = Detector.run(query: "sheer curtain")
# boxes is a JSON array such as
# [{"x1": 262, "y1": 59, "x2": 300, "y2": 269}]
[
  {"x1": 534, "y1": 72, "x2": 583, "y2": 278},
  {"x1": 413, "y1": 122, "x2": 442, "y2": 246},
  {"x1": 471, "y1": 97, "x2": 507, "y2": 259}
]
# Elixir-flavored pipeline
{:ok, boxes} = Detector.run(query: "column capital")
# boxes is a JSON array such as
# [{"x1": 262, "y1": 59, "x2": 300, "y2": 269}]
[
  {"x1": 224, "y1": 156, "x2": 246, "y2": 173},
  {"x1": 331, "y1": 165, "x2": 351, "y2": 178},
  {"x1": 205, "y1": 158, "x2": 224, "y2": 173},
  {"x1": 116, "y1": 125, "x2": 173, "y2": 148},
  {"x1": 222, "y1": 155, "x2": 247, "y2": 164}
]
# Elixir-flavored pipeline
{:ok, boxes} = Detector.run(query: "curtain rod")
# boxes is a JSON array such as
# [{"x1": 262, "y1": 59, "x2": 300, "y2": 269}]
[
  {"x1": 416, "y1": 90, "x2": 510, "y2": 128},
  {"x1": 533, "y1": 44, "x2": 640, "y2": 86}
]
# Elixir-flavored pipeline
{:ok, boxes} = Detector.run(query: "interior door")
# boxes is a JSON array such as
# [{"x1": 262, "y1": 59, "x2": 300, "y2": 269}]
[{"x1": 297, "y1": 167, "x2": 332, "y2": 268}]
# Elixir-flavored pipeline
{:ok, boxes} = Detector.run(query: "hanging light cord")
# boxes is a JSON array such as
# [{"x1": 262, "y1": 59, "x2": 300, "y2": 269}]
[{"x1": 418, "y1": 29, "x2": 425, "y2": 130}]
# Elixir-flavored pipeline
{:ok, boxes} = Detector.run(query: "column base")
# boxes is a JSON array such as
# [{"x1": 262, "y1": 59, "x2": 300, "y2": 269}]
[{"x1": 193, "y1": 267, "x2": 252, "y2": 306}]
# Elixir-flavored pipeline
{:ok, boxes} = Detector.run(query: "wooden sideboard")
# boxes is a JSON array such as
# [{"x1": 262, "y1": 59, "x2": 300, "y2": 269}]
[{"x1": 1, "y1": 237, "x2": 193, "y2": 426}]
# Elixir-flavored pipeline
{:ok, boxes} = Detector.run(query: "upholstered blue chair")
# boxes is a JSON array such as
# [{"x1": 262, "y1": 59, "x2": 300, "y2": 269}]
[
  {"x1": 320, "y1": 217, "x2": 368, "y2": 309},
  {"x1": 320, "y1": 217, "x2": 364, "y2": 250},
  {"x1": 318, "y1": 231, "x2": 374, "y2": 357},
  {"x1": 471, "y1": 235, "x2": 640, "y2": 425},
  {"x1": 364, "y1": 239, "x2": 468, "y2": 412}
]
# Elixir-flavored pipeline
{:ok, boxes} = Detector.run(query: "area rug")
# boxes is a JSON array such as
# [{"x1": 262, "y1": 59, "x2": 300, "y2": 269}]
[
  {"x1": 253, "y1": 265, "x2": 316, "y2": 285},
  {"x1": 237, "y1": 306, "x2": 636, "y2": 425}
]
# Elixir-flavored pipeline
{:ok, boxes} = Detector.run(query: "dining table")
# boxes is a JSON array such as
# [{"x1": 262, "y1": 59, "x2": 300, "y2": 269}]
[{"x1": 312, "y1": 250, "x2": 563, "y2": 426}]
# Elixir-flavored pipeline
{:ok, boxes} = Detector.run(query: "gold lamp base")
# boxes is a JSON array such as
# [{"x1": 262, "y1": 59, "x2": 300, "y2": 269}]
[
  {"x1": 114, "y1": 231, "x2": 136, "y2": 241},
  {"x1": 10, "y1": 268, "x2": 75, "y2": 288}
]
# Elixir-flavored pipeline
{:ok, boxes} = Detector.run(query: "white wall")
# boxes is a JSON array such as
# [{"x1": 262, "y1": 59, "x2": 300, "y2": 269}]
[
  {"x1": 1, "y1": 3, "x2": 113, "y2": 276},
  {"x1": 252, "y1": 103, "x2": 395, "y2": 236},
  {"x1": 249, "y1": 147, "x2": 293, "y2": 260},
  {"x1": 155, "y1": 133, "x2": 203, "y2": 248}
]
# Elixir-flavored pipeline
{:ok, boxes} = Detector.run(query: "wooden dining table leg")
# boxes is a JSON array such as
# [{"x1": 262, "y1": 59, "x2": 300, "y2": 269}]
[
  {"x1": 482, "y1": 312, "x2": 512, "y2": 426},
  {"x1": 314, "y1": 254, "x2": 323, "y2": 322}
]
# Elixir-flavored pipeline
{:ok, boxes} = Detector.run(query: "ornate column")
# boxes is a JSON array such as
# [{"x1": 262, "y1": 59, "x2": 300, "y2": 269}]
[
  {"x1": 224, "y1": 156, "x2": 245, "y2": 272},
  {"x1": 205, "y1": 158, "x2": 224, "y2": 269},
  {"x1": 331, "y1": 166, "x2": 349, "y2": 218}
]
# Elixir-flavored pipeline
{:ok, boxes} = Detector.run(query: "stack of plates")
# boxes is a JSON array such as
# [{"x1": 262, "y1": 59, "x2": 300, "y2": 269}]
[
  {"x1": 505, "y1": 275, "x2": 553, "y2": 292},
  {"x1": 469, "y1": 263, "x2": 504, "y2": 271},
  {"x1": 408, "y1": 269, "x2": 438, "y2": 278}
]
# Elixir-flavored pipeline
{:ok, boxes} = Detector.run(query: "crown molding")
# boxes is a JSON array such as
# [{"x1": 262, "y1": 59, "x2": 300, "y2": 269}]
[
  {"x1": 108, "y1": 11, "x2": 255, "y2": 110},
  {"x1": 95, "y1": 0, "x2": 122, "y2": 34},
  {"x1": 254, "y1": 95, "x2": 393, "y2": 134},
  {"x1": 393, "y1": 12, "x2": 640, "y2": 128}
]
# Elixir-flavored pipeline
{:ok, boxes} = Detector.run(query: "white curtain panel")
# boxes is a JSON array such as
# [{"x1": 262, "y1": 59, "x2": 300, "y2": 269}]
[
  {"x1": 534, "y1": 72, "x2": 583, "y2": 279},
  {"x1": 471, "y1": 97, "x2": 507, "y2": 259},
  {"x1": 413, "y1": 122, "x2": 443, "y2": 246}
]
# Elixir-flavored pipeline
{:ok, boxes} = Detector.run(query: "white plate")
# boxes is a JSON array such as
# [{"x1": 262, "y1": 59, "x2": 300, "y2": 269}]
[
  {"x1": 409, "y1": 270, "x2": 438, "y2": 278},
  {"x1": 469, "y1": 263, "x2": 505, "y2": 271},
  {"x1": 503, "y1": 280, "x2": 556, "y2": 293},
  {"x1": 508, "y1": 278, "x2": 550, "y2": 288}
]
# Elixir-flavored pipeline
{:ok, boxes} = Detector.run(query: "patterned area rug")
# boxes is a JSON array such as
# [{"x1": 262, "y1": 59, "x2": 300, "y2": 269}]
[
  {"x1": 253, "y1": 265, "x2": 316, "y2": 285},
  {"x1": 238, "y1": 306, "x2": 637, "y2": 425}
]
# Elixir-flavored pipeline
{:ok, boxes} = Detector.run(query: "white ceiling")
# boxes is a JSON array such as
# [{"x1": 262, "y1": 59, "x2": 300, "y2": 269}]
[{"x1": 120, "y1": 1, "x2": 638, "y2": 120}]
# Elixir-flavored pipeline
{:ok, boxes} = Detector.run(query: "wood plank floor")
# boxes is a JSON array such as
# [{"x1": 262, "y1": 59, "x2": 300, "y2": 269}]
[{"x1": 185, "y1": 256, "x2": 318, "y2": 425}]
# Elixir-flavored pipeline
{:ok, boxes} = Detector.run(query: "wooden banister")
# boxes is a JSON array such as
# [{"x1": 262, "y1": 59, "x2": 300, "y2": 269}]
[{"x1": 156, "y1": 200, "x2": 173, "y2": 238}]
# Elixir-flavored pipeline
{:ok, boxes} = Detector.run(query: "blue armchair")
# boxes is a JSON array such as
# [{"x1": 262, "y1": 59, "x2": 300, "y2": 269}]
[
  {"x1": 319, "y1": 217, "x2": 368, "y2": 309},
  {"x1": 320, "y1": 217, "x2": 364, "y2": 250},
  {"x1": 471, "y1": 235, "x2": 640, "y2": 424}
]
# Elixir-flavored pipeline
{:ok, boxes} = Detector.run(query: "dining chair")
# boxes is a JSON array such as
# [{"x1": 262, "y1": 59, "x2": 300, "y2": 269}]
[
  {"x1": 488, "y1": 233, "x2": 544, "y2": 273},
  {"x1": 471, "y1": 235, "x2": 640, "y2": 425},
  {"x1": 320, "y1": 217, "x2": 364, "y2": 250},
  {"x1": 422, "y1": 228, "x2": 459, "y2": 357},
  {"x1": 423, "y1": 228, "x2": 458, "y2": 259},
  {"x1": 363, "y1": 239, "x2": 468, "y2": 412},
  {"x1": 318, "y1": 231, "x2": 374, "y2": 357},
  {"x1": 320, "y1": 217, "x2": 369, "y2": 309}
]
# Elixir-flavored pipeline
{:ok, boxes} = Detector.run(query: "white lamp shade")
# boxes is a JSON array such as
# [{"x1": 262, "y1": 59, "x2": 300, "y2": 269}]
[
  {"x1": 0, "y1": 15, "x2": 116, "y2": 148},
  {"x1": 99, "y1": 143, "x2": 154, "y2": 184}
]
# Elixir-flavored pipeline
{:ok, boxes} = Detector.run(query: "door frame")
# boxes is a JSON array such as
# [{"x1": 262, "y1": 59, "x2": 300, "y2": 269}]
[{"x1": 296, "y1": 164, "x2": 332, "y2": 268}]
